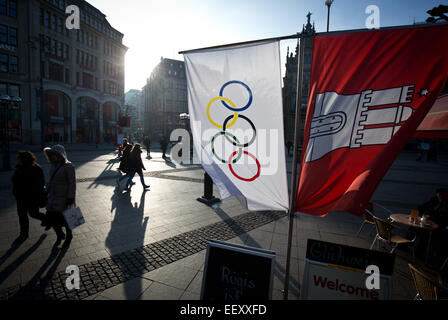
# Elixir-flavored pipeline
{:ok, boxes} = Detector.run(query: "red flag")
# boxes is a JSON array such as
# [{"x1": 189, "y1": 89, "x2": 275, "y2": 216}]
[{"x1": 296, "y1": 25, "x2": 448, "y2": 217}]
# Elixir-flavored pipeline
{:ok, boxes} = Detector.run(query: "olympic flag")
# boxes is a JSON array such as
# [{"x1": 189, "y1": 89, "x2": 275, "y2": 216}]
[
  {"x1": 184, "y1": 41, "x2": 289, "y2": 211},
  {"x1": 296, "y1": 24, "x2": 448, "y2": 217}
]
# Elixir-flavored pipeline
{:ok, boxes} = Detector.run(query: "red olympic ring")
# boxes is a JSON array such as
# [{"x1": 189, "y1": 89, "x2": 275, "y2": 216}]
[{"x1": 228, "y1": 151, "x2": 261, "y2": 182}]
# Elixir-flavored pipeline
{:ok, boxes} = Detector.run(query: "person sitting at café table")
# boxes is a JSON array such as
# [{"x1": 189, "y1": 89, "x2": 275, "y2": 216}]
[{"x1": 417, "y1": 188, "x2": 448, "y2": 266}]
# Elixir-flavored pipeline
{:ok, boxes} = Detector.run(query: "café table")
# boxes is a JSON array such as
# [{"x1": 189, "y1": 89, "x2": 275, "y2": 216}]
[{"x1": 389, "y1": 214, "x2": 439, "y2": 265}]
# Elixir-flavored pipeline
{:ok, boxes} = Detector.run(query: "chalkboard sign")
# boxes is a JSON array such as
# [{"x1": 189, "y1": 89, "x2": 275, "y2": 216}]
[
  {"x1": 200, "y1": 239, "x2": 276, "y2": 300},
  {"x1": 302, "y1": 239, "x2": 395, "y2": 300}
]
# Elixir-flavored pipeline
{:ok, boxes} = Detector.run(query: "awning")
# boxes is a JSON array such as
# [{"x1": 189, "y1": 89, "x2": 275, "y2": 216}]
[{"x1": 412, "y1": 94, "x2": 448, "y2": 139}]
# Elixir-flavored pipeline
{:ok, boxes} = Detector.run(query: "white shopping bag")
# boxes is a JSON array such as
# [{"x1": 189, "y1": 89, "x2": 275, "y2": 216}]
[{"x1": 62, "y1": 206, "x2": 85, "y2": 230}]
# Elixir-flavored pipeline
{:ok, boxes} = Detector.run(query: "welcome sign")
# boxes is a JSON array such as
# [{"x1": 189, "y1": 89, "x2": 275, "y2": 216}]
[
  {"x1": 302, "y1": 239, "x2": 395, "y2": 300},
  {"x1": 201, "y1": 240, "x2": 275, "y2": 300}
]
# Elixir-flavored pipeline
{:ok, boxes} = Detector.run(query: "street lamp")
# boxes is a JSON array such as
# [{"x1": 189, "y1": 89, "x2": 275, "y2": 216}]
[
  {"x1": 1, "y1": 94, "x2": 22, "y2": 170},
  {"x1": 325, "y1": 0, "x2": 334, "y2": 32}
]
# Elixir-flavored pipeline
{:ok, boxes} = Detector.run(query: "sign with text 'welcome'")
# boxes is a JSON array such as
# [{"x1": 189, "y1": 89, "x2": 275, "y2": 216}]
[{"x1": 302, "y1": 239, "x2": 395, "y2": 300}]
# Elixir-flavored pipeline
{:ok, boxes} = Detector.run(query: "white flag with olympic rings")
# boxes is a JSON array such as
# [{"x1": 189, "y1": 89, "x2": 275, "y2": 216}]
[{"x1": 184, "y1": 40, "x2": 289, "y2": 211}]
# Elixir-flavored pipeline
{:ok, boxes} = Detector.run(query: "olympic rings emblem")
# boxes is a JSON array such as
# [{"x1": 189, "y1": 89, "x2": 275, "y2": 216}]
[{"x1": 207, "y1": 80, "x2": 260, "y2": 182}]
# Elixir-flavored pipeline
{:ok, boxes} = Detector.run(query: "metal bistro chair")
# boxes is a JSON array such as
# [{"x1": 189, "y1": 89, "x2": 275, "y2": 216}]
[
  {"x1": 356, "y1": 202, "x2": 377, "y2": 237},
  {"x1": 408, "y1": 264, "x2": 448, "y2": 300},
  {"x1": 357, "y1": 202, "x2": 394, "y2": 237},
  {"x1": 370, "y1": 216, "x2": 416, "y2": 263}
]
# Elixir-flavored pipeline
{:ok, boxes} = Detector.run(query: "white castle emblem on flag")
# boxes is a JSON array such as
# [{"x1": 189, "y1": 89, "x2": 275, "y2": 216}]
[{"x1": 305, "y1": 85, "x2": 416, "y2": 162}]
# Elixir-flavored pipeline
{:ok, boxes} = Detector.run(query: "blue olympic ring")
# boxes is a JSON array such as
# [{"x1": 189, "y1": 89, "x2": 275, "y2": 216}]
[{"x1": 219, "y1": 80, "x2": 253, "y2": 112}]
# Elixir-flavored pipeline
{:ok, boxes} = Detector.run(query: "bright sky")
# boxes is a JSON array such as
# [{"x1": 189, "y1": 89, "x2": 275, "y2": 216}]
[{"x1": 88, "y1": 0, "x2": 447, "y2": 92}]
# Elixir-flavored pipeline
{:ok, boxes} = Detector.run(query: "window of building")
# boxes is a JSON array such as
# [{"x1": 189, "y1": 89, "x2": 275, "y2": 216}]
[
  {"x1": 63, "y1": 44, "x2": 68, "y2": 59},
  {"x1": 44, "y1": 36, "x2": 50, "y2": 53},
  {"x1": 0, "y1": 53, "x2": 7, "y2": 72},
  {"x1": 0, "y1": 0, "x2": 6, "y2": 16},
  {"x1": 49, "y1": 62, "x2": 63, "y2": 82},
  {"x1": 58, "y1": 0, "x2": 65, "y2": 10},
  {"x1": 0, "y1": 25, "x2": 6, "y2": 44},
  {"x1": 65, "y1": 68, "x2": 70, "y2": 84},
  {"x1": 44, "y1": 11, "x2": 49, "y2": 27},
  {"x1": 8, "y1": 27, "x2": 16, "y2": 46},
  {"x1": 8, "y1": 0, "x2": 16, "y2": 18},
  {"x1": 51, "y1": 14, "x2": 56, "y2": 30},
  {"x1": 57, "y1": 17, "x2": 63, "y2": 33},
  {"x1": 9, "y1": 55, "x2": 17, "y2": 72},
  {"x1": 8, "y1": 83, "x2": 19, "y2": 97},
  {"x1": 82, "y1": 72, "x2": 94, "y2": 89},
  {"x1": 0, "y1": 82, "x2": 6, "y2": 95},
  {"x1": 57, "y1": 41, "x2": 62, "y2": 57},
  {"x1": 76, "y1": 72, "x2": 80, "y2": 86},
  {"x1": 51, "y1": 39, "x2": 56, "y2": 55}
]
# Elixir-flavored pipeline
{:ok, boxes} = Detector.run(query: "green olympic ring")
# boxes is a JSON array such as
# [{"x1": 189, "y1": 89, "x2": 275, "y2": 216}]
[{"x1": 211, "y1": 131, "x2": 243, "y2": 164}]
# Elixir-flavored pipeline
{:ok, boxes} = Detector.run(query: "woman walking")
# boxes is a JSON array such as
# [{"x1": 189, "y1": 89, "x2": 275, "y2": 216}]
[
  {"x1": 11, "y1": 151, "x2": 49, "y2": 244},
  {"x1": 125, "y1": 144, "x2": 150, "y2": 191},
  {"x1": 44, "y1": 145, "x2": 76, "y2": 248}
]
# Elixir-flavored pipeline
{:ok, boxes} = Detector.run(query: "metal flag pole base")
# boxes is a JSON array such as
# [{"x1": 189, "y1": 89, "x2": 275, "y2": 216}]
[{"x1": 197, "y1": 172, "x2": 221, "y2": 207}]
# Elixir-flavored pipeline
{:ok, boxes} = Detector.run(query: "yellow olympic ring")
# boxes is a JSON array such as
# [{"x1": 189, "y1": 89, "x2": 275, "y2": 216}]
[{"x1": 207, "y1": 97, "x2": 238, "y2": 129}]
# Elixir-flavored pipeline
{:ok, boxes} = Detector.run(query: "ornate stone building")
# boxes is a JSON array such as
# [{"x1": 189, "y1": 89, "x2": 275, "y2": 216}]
[
  {"x1": 282, "y1": 13, "x2": 315, "y2": 148},
  {"x1": 0, "y1": 0, "x2": 127, "y2": 145},
  {"x1": 143, "y1": 58, "x2": 187, "y2": 142}
]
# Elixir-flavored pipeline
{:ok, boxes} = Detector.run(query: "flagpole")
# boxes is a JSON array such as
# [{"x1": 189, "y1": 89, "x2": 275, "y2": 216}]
[
  {"x1": 283, "y1": 32, "x2": 305, "y2": 300},
  {"x1": 179, "y1": 34, "x2": 299, "y2": 54}
]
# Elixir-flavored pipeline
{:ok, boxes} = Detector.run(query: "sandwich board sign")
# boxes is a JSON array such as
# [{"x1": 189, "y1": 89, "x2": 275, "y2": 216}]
[
  {"x1": 302, "y1": 239, "x2": 395, "y2": 300},
  {"x1": 201, "y1": 239, "x2": 275, "y2": 300}
]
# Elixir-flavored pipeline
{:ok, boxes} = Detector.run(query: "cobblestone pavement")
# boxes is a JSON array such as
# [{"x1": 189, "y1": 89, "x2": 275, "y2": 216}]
[{"x1": 0, "y1": 147, "x2": 447, "y2": 300}]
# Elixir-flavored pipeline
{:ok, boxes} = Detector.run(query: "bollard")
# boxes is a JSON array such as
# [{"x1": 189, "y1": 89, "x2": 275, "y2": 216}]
[{"x1": 197, "y1": 172, "x2": 221, "y2": 206}]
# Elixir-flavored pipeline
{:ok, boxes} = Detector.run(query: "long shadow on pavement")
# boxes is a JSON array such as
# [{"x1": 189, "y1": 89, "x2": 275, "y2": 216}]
[
  {"x1": 106, "y1": 187, "x2": 148, "y2": 299},
  {"x1": 0, "y1": 235, "x2": 47, "y2": 288},
  {"x1": 10, "y1": 244, "x2": 70, "y2": 299}
]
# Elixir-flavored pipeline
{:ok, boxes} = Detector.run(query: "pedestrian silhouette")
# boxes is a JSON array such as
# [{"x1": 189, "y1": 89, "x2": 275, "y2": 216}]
[
  {"x1": 124, "y1": 144, "x2": 150, "y2": 191},
  {"x1": 11, "y1": 151, "x2": 49, "y2": 245}
]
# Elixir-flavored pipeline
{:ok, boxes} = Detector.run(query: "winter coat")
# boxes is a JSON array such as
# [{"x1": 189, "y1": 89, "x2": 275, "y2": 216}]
[
  {"x1": 118, "y1": 144, "x2": 133, "y2": 173},
  {"x1": 12, "y1": 164, "x2": 45, "y2": 206},
  {"x1": 46, "y1": 161, "x2": 76, "y2": 212},
  {"x1": 128, "y1": 149, "x2": 145, "y2": 172}
]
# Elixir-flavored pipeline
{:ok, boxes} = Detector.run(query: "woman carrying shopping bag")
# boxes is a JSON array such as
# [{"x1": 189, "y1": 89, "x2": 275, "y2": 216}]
[{"x1": 44, "y1": 144, "x2": 76, "y2": 248}]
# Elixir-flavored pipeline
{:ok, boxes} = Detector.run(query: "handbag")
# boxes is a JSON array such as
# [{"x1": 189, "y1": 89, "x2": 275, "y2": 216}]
[{"x1": 62, "y1": 205, "x2": 85, "y2": 230}]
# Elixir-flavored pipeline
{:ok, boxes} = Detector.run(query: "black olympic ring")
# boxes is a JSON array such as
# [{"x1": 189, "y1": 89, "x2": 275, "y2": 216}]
[{"x1": 222, "y1": 114, "x2": 257, "y2": 148}]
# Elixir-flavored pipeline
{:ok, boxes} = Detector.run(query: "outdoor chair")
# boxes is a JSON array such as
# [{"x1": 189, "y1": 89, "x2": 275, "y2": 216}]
[
  {"x1": 356, "y1": 202, "x2": 376, "y2": 237},
  {"x1": 357, "y1": 202, "x2": 395, "y2": 238},
  {"x1": 408, "y1": 264, "x2": 448, "y2": 300},
  {"x1": 370, "y1": 216, "x2": 416, "y2": 263}
]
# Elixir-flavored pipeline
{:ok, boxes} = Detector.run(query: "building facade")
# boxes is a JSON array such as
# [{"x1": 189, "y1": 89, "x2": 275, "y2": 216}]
[
  {"x1": 143, "y1": 57, "x2": 187, "y2": 142},
  {"x1": 124, "y1": 88, "x2": 144, "y2": 139},
  {"x1": 0, "y1": 0, "x2": 127, "y2": 145},
  {"x1": 282, "y1": 13, "x2": 315, "y2": 147}
]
